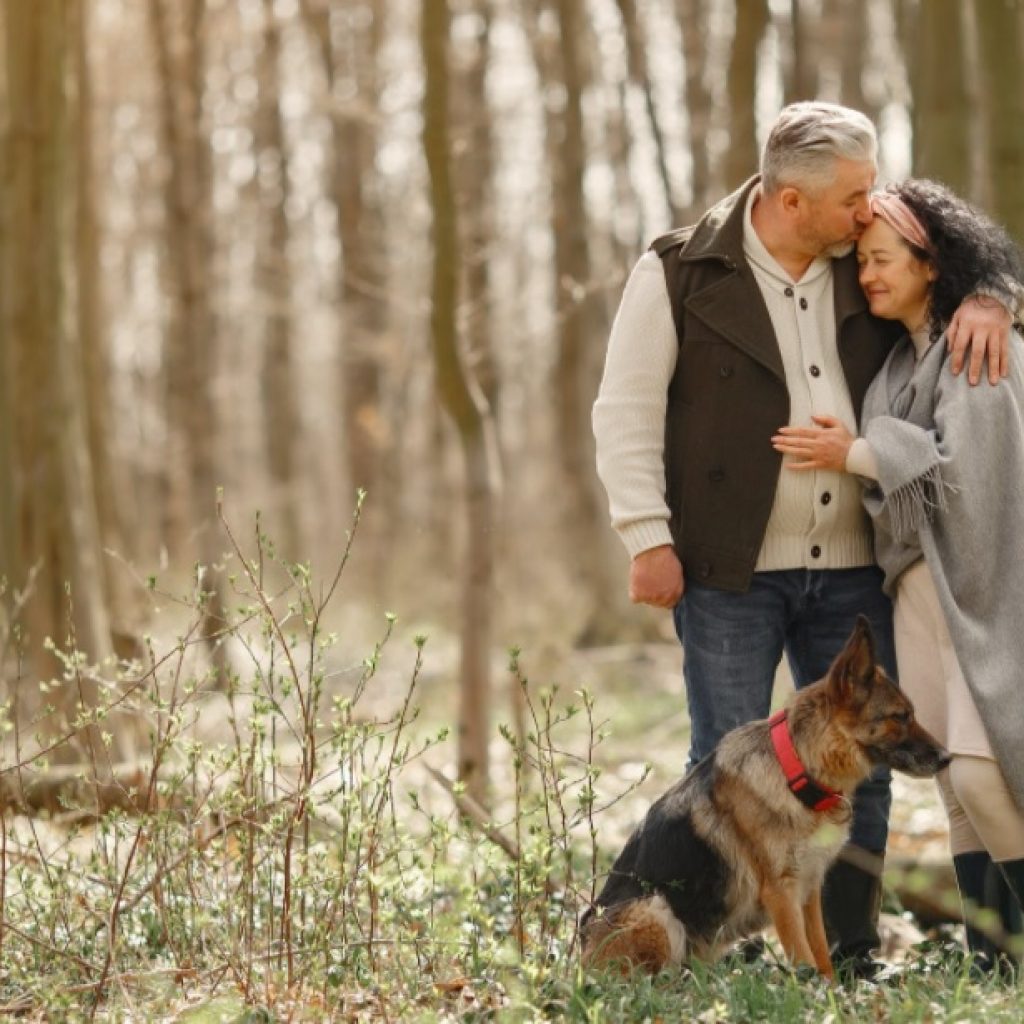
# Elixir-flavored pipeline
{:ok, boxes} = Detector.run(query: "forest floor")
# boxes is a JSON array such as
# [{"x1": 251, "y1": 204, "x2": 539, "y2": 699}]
[{"x1": 1, "y1": 610, "x2": 1018, "y2": 1022}]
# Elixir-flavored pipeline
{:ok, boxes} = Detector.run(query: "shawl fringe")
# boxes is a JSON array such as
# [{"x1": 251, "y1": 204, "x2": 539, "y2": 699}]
[{"x1": 885, "y1": 463, "x2": 958, "y2": 541}]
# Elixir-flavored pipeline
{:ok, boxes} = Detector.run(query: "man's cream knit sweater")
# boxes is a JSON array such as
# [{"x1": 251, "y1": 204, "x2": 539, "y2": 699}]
[{"x1": 593, "y1": 187, "x2": 874, "y2": 572}]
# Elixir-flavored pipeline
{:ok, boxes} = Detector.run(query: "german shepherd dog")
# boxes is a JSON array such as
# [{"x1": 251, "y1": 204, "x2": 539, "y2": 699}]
[{"x1": 581, "y1": 616, "x2": 949, "y2": 979}]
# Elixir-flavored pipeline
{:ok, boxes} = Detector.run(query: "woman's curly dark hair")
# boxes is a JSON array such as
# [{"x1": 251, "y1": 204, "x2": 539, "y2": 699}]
[{"x1": 887, "y1": 178, "x2": 1024, "y2": 340}]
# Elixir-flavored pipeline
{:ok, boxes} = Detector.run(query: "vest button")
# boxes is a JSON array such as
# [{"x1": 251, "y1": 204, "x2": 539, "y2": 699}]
[
  {"x1": 809, "y1": 364, "x2": 821, "y2": 377},
  {"x1": 698, "y1": 562, "x2": 712, "y2": 579},
  {"x1": 720, "y1": 365, "x2": 733, "y2": 378},
  {"x1": 708, "y1": 468, "x2": 725, "y2": 483},
  {"x1": 821, "y1": 491, "x2": 832, "y2": 505},
  {"x1": 810, "y1": 545, "x2": 822, "y2": 558}
]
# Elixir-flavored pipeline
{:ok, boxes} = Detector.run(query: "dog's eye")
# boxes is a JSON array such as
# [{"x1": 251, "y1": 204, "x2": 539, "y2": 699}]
[{"x1": 890, "y1": 711, "x2": 911, "y2": 726}]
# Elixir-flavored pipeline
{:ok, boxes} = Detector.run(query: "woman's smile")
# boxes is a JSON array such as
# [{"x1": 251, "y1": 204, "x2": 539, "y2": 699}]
[{"x1": 856, "y1": 219, "x2": 935, "y2": 331}]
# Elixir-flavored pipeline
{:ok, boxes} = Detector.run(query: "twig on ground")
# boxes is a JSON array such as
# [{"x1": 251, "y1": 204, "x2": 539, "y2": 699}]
[{"x1": 425, "y1": 765, "x2": 521, "y2": 863}]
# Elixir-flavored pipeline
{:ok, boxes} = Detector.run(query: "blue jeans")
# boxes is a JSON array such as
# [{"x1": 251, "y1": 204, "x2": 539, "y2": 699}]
[{"x1": 672, "y1": 566, "x2": 894, "y2": 853}]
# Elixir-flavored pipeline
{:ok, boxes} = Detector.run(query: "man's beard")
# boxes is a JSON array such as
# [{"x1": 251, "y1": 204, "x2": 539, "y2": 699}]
[
  {"x1": 797, "y1": 214, "x2": 856, "y2": 260},
  {"x1": 821, "y1": 239, "x2": 855, "y2": 259}
]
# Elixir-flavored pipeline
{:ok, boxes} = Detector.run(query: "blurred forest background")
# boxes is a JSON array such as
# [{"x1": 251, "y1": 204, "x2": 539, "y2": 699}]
[{"x1": 1, "y1": 0, "x2": 1023, "y2": 792}]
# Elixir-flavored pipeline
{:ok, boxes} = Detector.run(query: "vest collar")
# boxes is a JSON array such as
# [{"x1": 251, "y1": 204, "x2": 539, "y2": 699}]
[
  {"x1": 678, "y1": 176, "x2": 758, "y2": 267},
  {"x1": 674, "y1": 177, "x2": 786, "y2": 382},
  {"x1": 768, "y1": 709, "x2": 844, "y2": 813}
]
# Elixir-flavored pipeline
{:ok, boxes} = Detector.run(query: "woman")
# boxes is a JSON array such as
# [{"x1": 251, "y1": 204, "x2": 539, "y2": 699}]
[{"x1": 771, "y1": 179, "x2": 1024, "y2": 967}]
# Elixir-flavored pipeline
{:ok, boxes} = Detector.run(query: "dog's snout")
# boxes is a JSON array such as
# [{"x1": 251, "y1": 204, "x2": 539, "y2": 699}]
[
  {"x1": 867, "y1": 725, "x2": 950, "y2": 777},
  {"x1": 893, "y1": 736, "x2": 950, "y2": 778},
  {"x1": 892, "y1": 719, "x2": 951, "y2": 778}
]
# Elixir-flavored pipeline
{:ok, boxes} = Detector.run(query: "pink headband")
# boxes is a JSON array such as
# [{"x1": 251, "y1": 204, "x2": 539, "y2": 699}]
[{"x1": 869, "y1": 191, "x2": 932, "y2": 255}]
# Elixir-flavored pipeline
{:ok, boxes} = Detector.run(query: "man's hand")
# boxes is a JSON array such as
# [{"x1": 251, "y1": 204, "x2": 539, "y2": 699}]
[
  {"x1": 772, "y1": 414, "x2": 855, "y2": 471},
  {"x1": 629, "y1": 545, "x2": 684, "y2": 608},
  {"x1": 948, "y1": 294, "x2": 1012, "y2": 385}
]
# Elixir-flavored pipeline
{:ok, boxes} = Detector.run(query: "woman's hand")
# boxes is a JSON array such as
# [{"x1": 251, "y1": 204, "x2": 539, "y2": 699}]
[{"x1": 771, "y1": 414, "x2": 856, "y2": 472}]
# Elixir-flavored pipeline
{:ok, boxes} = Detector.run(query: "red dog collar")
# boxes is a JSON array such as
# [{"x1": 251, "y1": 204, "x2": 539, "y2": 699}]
[{"x1": 768, "y1": 709, "x2": 844, "y2": 813}]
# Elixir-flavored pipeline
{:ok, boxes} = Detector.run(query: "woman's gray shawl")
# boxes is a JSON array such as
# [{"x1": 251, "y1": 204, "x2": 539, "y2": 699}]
[{"x1": 860, "y1": 329, "x2": 1024, "y2": 809}]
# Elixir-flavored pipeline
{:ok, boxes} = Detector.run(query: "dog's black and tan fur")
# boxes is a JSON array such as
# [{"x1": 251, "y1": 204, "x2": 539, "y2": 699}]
[{"x1": 581, "y1": 616, "x2": 949, "y2": 979}]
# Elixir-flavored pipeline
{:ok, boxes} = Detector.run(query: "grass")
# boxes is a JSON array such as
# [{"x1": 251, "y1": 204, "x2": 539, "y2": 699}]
[{"x1": 0, "y1": 504, "x2": 1023, "y2": 1020}]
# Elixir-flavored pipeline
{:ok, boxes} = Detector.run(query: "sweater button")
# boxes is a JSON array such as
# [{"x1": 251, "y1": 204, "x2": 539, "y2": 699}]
[
  {"x1": 810, "y1": 545, "x2": 822, "y2": 558},
  {"x1": 785, "y1": 286, "x2": 794, "y2": 297},
  {"x1": 799, "y1": 297, "x2": 808, "y2": 310},
  {"x1": 821, "y1": 491, "x2": 832, "y2": 505},
  {"x1": 809, "y1": 364, "x2": 821, "y2": 377}
]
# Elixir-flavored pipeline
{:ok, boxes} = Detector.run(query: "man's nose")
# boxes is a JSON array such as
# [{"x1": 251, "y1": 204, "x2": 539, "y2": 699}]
[{"x1": 855, "y1": 201, "x2": 874, "y2": 226}]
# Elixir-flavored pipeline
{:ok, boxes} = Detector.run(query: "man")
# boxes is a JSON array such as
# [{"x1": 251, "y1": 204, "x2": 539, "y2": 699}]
[{"x1": 592, "y1": 102, "x2": 1015, "y2": 972}]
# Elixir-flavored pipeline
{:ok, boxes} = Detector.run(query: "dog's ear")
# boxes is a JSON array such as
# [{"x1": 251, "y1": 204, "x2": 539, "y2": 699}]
[{"x1": 828, "y1": 615, "x2": 876, "y2": 695}]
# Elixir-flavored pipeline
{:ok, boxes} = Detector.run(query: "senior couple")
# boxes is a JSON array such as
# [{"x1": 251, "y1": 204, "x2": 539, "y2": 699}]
[{"x1": 593, "y1": 101, "x2": 1024, "y2": 974}]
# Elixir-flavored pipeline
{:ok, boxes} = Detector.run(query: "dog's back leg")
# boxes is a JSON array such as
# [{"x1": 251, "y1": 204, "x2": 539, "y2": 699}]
[{"x1": 582, "y1": 900, "x2": 676, "y2": 973}]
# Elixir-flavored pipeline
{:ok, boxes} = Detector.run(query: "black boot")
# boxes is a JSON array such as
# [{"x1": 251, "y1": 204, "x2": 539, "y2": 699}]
[
  {"x1": 953, "y1": 851, "x2": 1022, "y2": 971},
  {"x1": 994, "y1": 857, "x2": 1024, "y2": 960},
  {"x1": 954, "y1": 851, "x2": 1000, "y2": 966},
  {"x1": 996, "y1": 858, "x2": 1024, "y2": 906},
  {"x1": 822, "y1": 855, "x2": 884, "y2": 978}
]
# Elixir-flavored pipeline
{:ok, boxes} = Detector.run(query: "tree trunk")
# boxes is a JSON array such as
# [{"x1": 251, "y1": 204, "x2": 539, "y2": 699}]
[
  {"x1": 456, "y1": 0, "x2": 500, "y2": 412},
  {"x1": 74, "y1": 0, "x2": 137, "y2": 646},
  {"x1": 820, "y1": 0, "x2": 875, "y2": 118},
  {"x1": 0, "y1": 2, "x2": 13, "y2": 592},
  {"x1": 676, "y1": 0, "x2": 712, "y2": 217},
  {"x1": 908, "y1": 0, "x2": 971, "y2": 195},
  {"x1": 255, "y1": 0, "x2": 301, "y2": 558},
  {"x1": 148, "y1": 0, "x2": 227, "y2": 682},
  {"x1": 723, "y1": 0, "x2": 769, "y2": 191},
  {"x1": 606, "y1": 81, "x2": 643, "y2": 260},
  {"x1": 974, "y1": 0, "x2": 1024, "y2": 240},
  {"x1": 528, "y1": 0, "x2": 625, "y2": 644},
  {"x1": 1, "y1": 0, "x2": 135, "y2": 767},
  {"x1": 299, "y1": 0, "x2": 393, "y2": 567},
  {"x1": 338, "y1": 3, "x2": 388, "y2": 514},
  {"x1": 300, "y1": 2, "x2": 386, "y2": 495},
  {"x1": 615, "y1": 0, "x2": 680, "y2": 224},
  {"x1": 421, "y1": 0, "x2": 497, "y2": 805},
  {"x1": 784, "y1": 0, "x2": 819, "y2": 102}
]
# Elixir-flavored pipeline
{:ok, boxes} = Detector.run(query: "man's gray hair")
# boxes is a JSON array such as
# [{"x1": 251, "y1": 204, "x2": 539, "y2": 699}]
[{"x1": 761, "y1": 102, "x2": 877, "y2": 194}]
